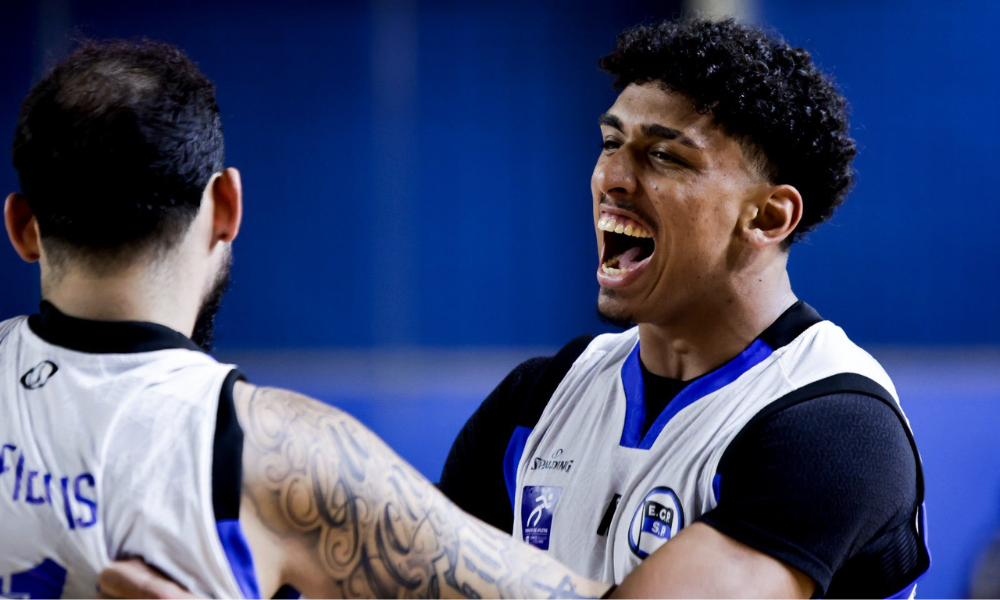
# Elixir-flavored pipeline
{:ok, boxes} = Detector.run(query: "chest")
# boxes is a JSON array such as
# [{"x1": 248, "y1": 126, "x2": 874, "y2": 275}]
[{"x1": 510, "y1": 348, "x2": 791, "y2": 583}]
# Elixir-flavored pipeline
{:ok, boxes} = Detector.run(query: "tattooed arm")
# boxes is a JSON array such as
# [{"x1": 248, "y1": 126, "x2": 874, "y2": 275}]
[{"x1": 233, "y1": 382, "x2": 610, "y2": 600}]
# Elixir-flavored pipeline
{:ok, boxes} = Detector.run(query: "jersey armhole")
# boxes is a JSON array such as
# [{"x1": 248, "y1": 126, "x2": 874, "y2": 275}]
[
  {"x1": 211, "y1": 369, "x2": 260, "y2": 599},
  {"x1": 211, "y1": 371, "x2": 302, "y2": 600}
]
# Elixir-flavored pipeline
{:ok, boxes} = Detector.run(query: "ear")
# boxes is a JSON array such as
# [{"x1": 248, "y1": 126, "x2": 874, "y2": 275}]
[
  {"x1": 742, "y1": 184, "x2": 802, "y2": 249},
  {"x1": 209, "y1": 167, "x2": 242, "y2": 246},
  {"x1": 4, "y1": 193, "x2": 41, "y2": 263}
]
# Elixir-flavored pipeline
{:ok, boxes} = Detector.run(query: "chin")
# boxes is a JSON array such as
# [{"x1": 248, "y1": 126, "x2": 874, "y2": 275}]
[{"x1": 597, "y1": 290, "x2": 636, "y2": 329}]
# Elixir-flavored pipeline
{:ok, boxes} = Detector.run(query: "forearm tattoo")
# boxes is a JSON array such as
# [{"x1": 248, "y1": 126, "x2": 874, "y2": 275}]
[{"x1": 239, "y1": 387, "x2": 608, "y2": 599}]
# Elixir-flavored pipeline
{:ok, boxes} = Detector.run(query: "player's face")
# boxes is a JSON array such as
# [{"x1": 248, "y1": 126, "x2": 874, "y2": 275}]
[{"x1": 592, "y1": 83, "x2": 762, "y2": 326}]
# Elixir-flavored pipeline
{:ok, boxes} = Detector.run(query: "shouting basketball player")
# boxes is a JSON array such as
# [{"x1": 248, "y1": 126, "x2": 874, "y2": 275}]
[
  {"x1": 439, "y1": 18, "x2": 930, "y2": 599},
  {"x1": 0, "y1": 40, "x2": 609, "y2": 600}
]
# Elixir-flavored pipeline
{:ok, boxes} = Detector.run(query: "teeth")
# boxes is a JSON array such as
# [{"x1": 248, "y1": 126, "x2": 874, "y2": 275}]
[
  {"x1": 597, "y1": 213, "x2": 652, "y2": 238},
  {"x1": 601, "y1": 263, "x2": 635, "y2": 276}
]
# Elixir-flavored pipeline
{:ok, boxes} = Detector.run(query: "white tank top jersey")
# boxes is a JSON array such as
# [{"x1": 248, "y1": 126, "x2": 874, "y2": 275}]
[
  {"x1": 0, "y1": 305, "x2": 255, "y2": 599},
  {"x1": 509, "y1": 308, "x2": 929, "y2": 597}
]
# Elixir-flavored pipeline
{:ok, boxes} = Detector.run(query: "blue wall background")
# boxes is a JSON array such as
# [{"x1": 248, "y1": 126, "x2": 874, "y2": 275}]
[
  {"x1": 2, "y1": 1, "x2": 999, "y2": 597},
  {"x1": 3, "y1": 0, "x2": 998, "y2": 348}
]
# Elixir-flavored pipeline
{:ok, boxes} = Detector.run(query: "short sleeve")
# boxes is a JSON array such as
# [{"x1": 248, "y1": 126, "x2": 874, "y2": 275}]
[{"x1": 698, "y1": 393, "x2": 920, "y2": 597}]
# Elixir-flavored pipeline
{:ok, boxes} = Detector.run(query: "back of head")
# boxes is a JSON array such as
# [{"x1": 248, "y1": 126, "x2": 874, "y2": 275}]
[
  {"x1": 599, "y1": 18, "x2": 856, "y2": 245},
  {"x1": 12, "y1": 39, "x2": 224, "y2": 269}
]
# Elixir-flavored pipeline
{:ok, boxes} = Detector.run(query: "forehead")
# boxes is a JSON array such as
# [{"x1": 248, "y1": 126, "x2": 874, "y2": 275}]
[{"x1": 604, "y1": 82, "x2": 745, "y2": 159}]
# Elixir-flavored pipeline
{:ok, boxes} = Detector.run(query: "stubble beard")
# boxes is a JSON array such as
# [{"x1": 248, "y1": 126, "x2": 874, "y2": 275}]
[
  {"x1": 596, "y1": 288, "x2": 634, "y2": 329},
  {"x1": 191, "y1": 248, "x2": 232, "y2": 352}
]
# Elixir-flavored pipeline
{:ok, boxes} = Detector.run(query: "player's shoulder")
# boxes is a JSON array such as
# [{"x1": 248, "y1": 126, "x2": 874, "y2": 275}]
[
  {"x1": 778, "y1": 316, "x2": 899, "y2": 401},
  {"x1": 0, "y1": 315, "x2": 28, "y2": 344}
]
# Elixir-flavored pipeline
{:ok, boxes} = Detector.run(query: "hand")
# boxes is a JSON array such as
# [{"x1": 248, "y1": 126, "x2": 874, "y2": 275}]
[{"x1": 96, "y1": 558, "x2": 200, "y2": 599}]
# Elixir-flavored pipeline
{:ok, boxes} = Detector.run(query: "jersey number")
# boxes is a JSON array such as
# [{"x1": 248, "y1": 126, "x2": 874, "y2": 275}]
[{"x1": 0, "y1": 559, "x2": 67, "y2": 599}]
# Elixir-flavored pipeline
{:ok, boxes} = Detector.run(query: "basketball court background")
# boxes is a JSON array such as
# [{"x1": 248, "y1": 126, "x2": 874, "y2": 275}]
[{"x1": 1, "y1": 0, "x2": 998, "y2": 596}]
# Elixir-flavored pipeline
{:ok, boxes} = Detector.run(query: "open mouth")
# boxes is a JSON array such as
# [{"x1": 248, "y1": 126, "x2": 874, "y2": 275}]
[{"x1": 598, "y1": 211, "x2": 655, "y2": 277}]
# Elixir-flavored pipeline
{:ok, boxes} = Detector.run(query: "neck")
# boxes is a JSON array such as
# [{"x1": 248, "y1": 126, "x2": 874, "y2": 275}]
[
  {"x1": 41, "y1": 258, "x2": 203, "y2": 338},
  {"x1": 638, "y1": 257, "x2": 796, "y2": 380}
]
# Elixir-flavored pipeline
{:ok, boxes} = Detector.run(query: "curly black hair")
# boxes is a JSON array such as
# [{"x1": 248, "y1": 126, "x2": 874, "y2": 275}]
[
  {"x1": 599, "y1": 18, "x2": 855, "y2": 245},
  {"x1": 12, "y1": 39, "x2": 224, "y2": 265}
]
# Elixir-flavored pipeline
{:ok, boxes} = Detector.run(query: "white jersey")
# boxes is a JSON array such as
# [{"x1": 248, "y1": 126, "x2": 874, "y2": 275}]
[
  {"x1": 0, "y1": 305, "x2": 250, "y2": 599},
  {"x1": 508, "y1": 303, "x2": 928, "y2": 594}
]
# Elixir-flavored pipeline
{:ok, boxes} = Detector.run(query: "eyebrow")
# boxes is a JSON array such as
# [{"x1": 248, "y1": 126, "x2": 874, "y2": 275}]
[{"x1": 598, "y1": 113, "x2": 702, "y2": 150}]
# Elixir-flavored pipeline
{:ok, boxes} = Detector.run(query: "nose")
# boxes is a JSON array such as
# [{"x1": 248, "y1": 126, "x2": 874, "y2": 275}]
[{"x1": 593, "y1": 147, "x2": 637, "y2": 200}]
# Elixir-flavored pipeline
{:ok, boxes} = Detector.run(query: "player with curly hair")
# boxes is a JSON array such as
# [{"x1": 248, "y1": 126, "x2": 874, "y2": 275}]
[{"x1": 439, "y1": 18, "x2": 930, "y2": 598}]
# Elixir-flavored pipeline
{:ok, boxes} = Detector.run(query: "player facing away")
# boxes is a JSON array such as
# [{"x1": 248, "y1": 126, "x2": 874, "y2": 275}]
[
  {"x1": 0, "y1": 40, "x2": 610, "y2": 599},
  {"x1": 439, "y1": 18, "x2": 931, "y2": 598}
]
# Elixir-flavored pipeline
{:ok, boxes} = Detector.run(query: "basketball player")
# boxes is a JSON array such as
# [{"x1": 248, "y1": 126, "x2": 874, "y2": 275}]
[
  {"x1": 438, "y1": 18, "x2": 930, "y2": 598},
  {"x1": 0, "y1": 40, "x2": 610, "y2": 599}
]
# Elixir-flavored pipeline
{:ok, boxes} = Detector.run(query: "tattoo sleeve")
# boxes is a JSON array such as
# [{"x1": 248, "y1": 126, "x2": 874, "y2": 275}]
[{"x1": 238, "y1": 386, "x2": 609, "y2": 599}]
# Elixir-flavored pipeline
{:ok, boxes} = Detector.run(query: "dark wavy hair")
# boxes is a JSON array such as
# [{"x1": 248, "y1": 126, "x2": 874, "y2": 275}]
[
  {"x1": 599, "y1": 18, "x2": 855, "y2": 245},
  {"x1": 11, "y1": 39, "x2": 224, "y2": 264}
]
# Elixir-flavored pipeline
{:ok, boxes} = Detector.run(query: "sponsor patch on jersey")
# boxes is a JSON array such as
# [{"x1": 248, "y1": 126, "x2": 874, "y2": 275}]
[
  {"x1": 521, "y1": 485, "x2": 562, "y2": 550},
  {"x1": 628, "y1": 486, "x2": 684, "y2": 558},
  {"x1": 20, "y1": 360, "x2": 58, "y2": 390}
]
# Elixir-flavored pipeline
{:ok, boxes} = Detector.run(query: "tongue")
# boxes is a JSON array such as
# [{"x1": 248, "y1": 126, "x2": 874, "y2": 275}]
[{"x1": 617, "y1": 246, "x2": 647, "y2": 270}]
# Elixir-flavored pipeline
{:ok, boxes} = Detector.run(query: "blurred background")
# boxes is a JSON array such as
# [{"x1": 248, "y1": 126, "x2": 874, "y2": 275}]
[{"x1": 2, "y1": 0, "x2": 999, "y2": 595}]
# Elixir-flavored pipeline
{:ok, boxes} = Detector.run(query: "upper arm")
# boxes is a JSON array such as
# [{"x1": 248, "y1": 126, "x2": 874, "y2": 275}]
[
  {"x1": 232, "y1": 382, "x2": 609, "y2": 600},
  {"x1": 615, "y1": 393, "x2": 919, "y2": 599},
  {"x1": 702, "y1": 394, "x2": 919, "y2": 596}
]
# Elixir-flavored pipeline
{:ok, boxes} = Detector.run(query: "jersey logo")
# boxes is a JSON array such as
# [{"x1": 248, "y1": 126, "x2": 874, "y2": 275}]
[
  {"x1": 20, "y1": 361, "x2": 58, "y2": 390},
  {"x1": 521, "y1": 485, "x2": 562, "y2": 550},
  {"x1": 530, "y1": 448, "x2": 575, "y2": 473},
  {"x1": 628, "y1": 487, "x2": 684, "y2": 558}
]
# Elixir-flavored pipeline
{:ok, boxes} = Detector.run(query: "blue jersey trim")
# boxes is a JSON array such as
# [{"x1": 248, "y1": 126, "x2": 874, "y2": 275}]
[
  {"x1": 504, "y1": 426, "x2": 533, "y2": 511},
  {"x1": 619, "y1": 343, "x2": 646, "y2": 448},
  {"x1": 217, "y1": 519, "x2": 261, "y2": 599},
  {"x1": 712, "y1": 473, "x2": 722, "y2": 503},
  {"x1": 620, "y1": 338, "x2": 775, "y2": 450}
]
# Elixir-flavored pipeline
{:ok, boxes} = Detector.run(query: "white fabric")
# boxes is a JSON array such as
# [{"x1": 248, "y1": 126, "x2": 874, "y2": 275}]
[
  {"x1": 513, "y1": 320, "x2": 907, "y2": 584},
  {"x1": 0, "y1": 317, "x2": 243, "y2": 598}
]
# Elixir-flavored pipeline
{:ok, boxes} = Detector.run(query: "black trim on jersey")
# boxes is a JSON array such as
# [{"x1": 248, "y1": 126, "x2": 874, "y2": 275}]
[
  {"x1": 212, "y1": 369, "x2": 246, "y2": 522},
  {"x1": 28, "y1": 301, "x2": 202, "y2": 354},
  {"x1": 211, "y1": 371, "x2": 302, "y2": 600},
  {"x1": 758, "y1": 300, "x2": 823, "y2": 351}
]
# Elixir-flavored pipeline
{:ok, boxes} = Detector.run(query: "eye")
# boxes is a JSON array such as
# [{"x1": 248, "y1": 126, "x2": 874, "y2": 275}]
[
  {"x1": 602, "y1": 138, "x2": 621, "y2": 151},
  {"x1": 651, "y1": 150, "x2": 688, "y2": 167}
]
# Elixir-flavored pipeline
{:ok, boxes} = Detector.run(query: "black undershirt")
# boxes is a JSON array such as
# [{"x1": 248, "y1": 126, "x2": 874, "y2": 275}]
[
  {"x1": 638, "y1": 359, "x2": 696, "y2": 438},
  {"x1": 439, "y1": 345, "x2": 925, "y2": 598}
]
